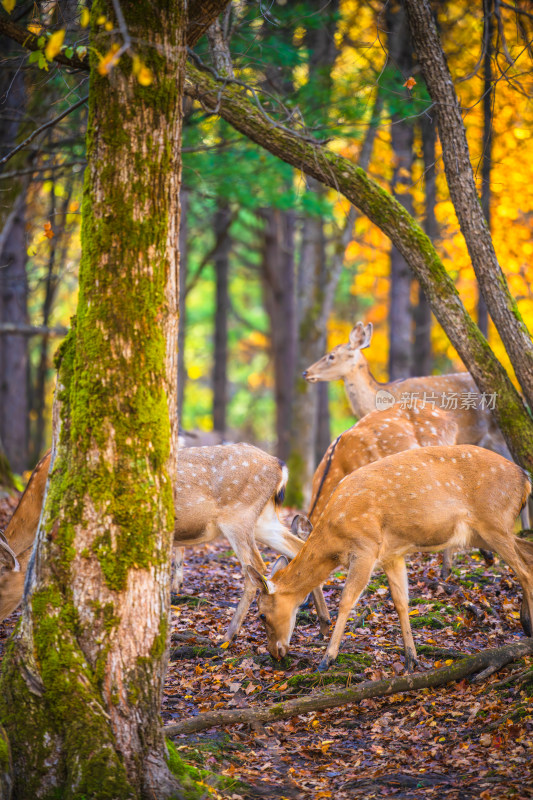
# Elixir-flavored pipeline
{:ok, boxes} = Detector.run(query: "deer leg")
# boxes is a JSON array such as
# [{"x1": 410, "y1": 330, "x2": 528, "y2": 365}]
[
  {"x1": 383, "y1": 556, "x2": 418, "y2": 672},
  {"x1": 441, "y1": 548, "x2": 453, "y2": 579},
  {"x1": 475, "y1": 530, "x2": 533, "y2": 638},
  {"x1": 318, "y1": 551, "x2": 377, "y2": 672},
  {"x1": 170, "y1": 545, "x2": 184, "y2": 596},
  {"x1": 221, "y1": 526, "x2": 266, "y2": 643}
]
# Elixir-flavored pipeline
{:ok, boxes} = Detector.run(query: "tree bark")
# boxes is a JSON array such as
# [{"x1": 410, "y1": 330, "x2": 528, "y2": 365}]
[
  {"x1": 286, "y1": 0, "x2": 339, "y2": 506},
  {"x1": 0, "y1": 1, "x2": 188, "y2": 796},
  {"x1": 260, "y1": 208, "x2": 296, "y2": 461},
  {"x1": 177, "y1": 187, "x2": 188, "y2": 428},
  {"x1": 412, "y1": 112, "x2": 436, "y2": 376},
  {"x1": 404, "y1": 0, "x2": 533, "y2": 410},
  {"x1": 387, "y1": 2, "x2": 414, "y2": 380},
  {"x1": 165, "y1": 640, "x2": 533, "y2": 735},
  {"x1": 478, "y1": 0, "x2": 494, "y2": 338},
  {"x1": 0, "y1": 45, "x2": 29, "y2": 475},
  {"x1": 212, "y1": 202, "x2": 232, "y2": 434},
  {"x1": 184, "y1": 63, "x2": 533, "y2": 473}
]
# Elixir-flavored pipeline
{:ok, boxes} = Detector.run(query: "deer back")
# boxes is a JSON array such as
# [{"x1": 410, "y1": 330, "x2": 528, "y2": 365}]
[
  {"x1": 174, "y1": 443, "x2": 286, "y2": 541},
  {"x1": 308, "y1": 406, "x2": 458, "y2": 523}
]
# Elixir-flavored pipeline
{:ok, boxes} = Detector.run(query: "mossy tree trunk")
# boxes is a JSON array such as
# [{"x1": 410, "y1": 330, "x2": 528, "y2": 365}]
[
  {"x1": 0, "y1": 1, "x2": 187, "y2": 797},
  {"x1": 184, "y1": 63, "x2": 533, "y2": 474},
  {"x1": 404, "y1": 0, "x2": 533, "y2": 409}
]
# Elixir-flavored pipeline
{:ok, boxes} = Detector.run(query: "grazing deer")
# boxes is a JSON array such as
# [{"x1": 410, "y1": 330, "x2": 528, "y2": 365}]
[
  {"x1": 304, "y1": 321, "x2": 510, "y2": 455},
  {"x1": 248, "y1": 445, "x2": 533, "y2": 672},
  {"x1": 172, "y1": 443, "x2": 330, "y2": 641},
  {"x1": 0, "y1": 445, "x2": 331, "y2": 643}
]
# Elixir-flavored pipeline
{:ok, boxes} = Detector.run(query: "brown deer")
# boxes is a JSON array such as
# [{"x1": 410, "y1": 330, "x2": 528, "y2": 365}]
[
  {"x1": 304, "y1": 321, "x2": 511, "y2": 456},
  {"x1": 172, "y1": 443, "x2": 330, "y2": 641},
  {"x1": 0, "y1": 450, "x2": 50, "y2": 621},
  {"x1": 248, "y1": 445, "x2": 533, "y2": 672},
  {"x1": 307, "y1": 405, "x2": 493, "y2": 577},
  {"x1": 0, "y1": 444, "x2": 331, "y2": 642}
]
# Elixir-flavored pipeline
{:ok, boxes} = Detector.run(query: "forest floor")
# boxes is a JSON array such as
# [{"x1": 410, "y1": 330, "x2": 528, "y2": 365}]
[{"x1": 1, "y1": 498, "x2": 532, "y2": 799}]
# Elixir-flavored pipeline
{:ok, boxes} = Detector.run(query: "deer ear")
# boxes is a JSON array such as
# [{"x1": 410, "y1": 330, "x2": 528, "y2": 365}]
[
  {"x1": 291, "y1": 514, "x2": 313, "y2": 541},
  {"x1": 247, "y1": 565, "x2": 273, "y2": 594},
  {"x1": 270, "y1": 555, "x2": 289, "y2": 577},
  {"x1": 361, "y1": 322, "x2": 373, "y2": 349}
]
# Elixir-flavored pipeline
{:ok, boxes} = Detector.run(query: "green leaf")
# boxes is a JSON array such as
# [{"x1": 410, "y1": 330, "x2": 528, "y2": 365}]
[{"x1": 64, "y1": 46, "x2": 73, "y2": 58}]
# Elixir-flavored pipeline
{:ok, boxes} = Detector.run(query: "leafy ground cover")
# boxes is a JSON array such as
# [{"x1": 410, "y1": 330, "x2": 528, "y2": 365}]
[{"x1": 1, "y1": 498, "x2": 532, "y2": 799}]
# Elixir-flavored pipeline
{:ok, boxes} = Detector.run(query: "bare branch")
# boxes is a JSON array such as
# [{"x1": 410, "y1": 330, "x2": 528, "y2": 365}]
[{"x1": 0, "y1": 95, "x2": 88, "y2": 168}]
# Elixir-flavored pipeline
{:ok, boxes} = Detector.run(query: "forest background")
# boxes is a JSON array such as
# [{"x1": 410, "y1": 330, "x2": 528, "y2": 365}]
[{"x1": 0, "y1": 0, "x2": 532, "y2": 504}]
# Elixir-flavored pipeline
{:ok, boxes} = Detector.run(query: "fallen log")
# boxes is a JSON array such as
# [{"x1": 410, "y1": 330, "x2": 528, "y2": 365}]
[{"x1": 165, "y1": 640, "x2": 533, "y2": 737}]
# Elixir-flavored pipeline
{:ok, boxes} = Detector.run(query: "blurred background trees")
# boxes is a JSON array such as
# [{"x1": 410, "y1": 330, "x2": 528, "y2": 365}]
[{"x1": 1, "y1": 0, "x2": 532, "y2": 502}]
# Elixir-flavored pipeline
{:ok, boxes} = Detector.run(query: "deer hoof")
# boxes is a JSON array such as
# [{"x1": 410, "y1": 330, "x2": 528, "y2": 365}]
[
  {"x1": 319, "y1": 619, "x2": 331, "y2": 638},
  {"x1": 405, "y1": 652, "x2": 419, "y2": 673},
  {"x1": 317, "y1": 655, "x2": 333, "y2": 672}
]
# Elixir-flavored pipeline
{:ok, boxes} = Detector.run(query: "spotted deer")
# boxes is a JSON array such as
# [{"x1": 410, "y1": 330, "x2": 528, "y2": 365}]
[
  {"x1": 249, "y1": 445, "x2": 533, "y2": 672},
  {"x1": 307, "y1": 405, "x2": 493, "y2": 576},
  {"x1": 0, "y1": 445, "x2": 330, "y2": 642},
  {"x1": 304, "y1": 321, "x2": 512, "y2": 456},
  {"x1": 172, "y1": 443, "x2": 330, "y2": 641}
]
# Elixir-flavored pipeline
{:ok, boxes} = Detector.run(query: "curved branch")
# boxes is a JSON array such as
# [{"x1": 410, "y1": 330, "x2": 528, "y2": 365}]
[{"x1": 184, "y1": 61, "x2": 533, "y2": 471}]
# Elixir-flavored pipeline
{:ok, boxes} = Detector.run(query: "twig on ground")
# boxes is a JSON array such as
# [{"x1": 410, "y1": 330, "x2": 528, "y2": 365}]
[{"x1": 165, "y1": 640, "x2": 533, "y2": 736}]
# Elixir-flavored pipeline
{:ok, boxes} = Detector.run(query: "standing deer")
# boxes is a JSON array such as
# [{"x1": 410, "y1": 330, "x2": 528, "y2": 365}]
[
  {"x1": 304, "y1": 321, "x2": 511, "y2": 455},
  {"x1": 307, "y1": 405, "x2": 492, "y2": 576},
  {"x1": 0, "y1": 444, "x2": 331, "y2": 642},
  {"x1": 248, "y1": 445, "x2": 533, "y2": 672}
]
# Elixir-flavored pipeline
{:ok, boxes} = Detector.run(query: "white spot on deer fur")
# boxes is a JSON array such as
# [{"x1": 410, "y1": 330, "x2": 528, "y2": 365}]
[
  {"x1": 451, "y1": 458, "x2": 456, "y2": 464},
  {"x1": 430, "y1": 427, "x2": 437, "y2": 434},
  {"x1": 242, "y1": 461, "x2": 249, "y2": 467},
  {"x1": 490, "y1": 466, "x2": 497, "y2": 473},
  {"x1": 440, "y1": 457, "x2": 445, "y2": 462},
  {"x1": 431, "y1": 411, "x2": 439, "y2": 417},
  {"x1": 467, "y1": 452, "x2": 472, "y2": 458}
]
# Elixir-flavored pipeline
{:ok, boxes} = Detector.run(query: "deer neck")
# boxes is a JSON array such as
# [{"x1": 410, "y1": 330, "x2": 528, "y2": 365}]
[
  {"x1": 343, "y1": 355, "x2": 380, "y2": 418},
  {"x1": 274, "y1": 541, "x2": 339, "y2": 603}
]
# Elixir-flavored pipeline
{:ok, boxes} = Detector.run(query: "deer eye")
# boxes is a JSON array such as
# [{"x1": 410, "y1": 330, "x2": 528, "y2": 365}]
[
  {"x1": 259, "y1": 613, "x2": 266, "y2": 622},
  {"x1": 328, "y1": 354, "x2": 335, "y2": 361}
]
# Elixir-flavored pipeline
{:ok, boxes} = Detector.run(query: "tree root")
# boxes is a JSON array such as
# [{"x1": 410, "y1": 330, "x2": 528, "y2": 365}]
[{"x1": 165, "y1": 640, "x2": 533, "y2": 737}]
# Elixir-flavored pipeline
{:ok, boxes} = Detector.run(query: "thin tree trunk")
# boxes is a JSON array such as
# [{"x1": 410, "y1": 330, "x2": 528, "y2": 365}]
[
  {"x1": 412, "y1": 112, "x2": 436, "y2": 376},
  {"x1": 387, "y1": 2, "x2": 414, "y2": 380},
  {"x1": 212, "y1": 202, "x2": 232, "y2": 433},
  {"x1": 478, "y1": 0, "x2": 494, "y2": 338},
  {"x1": 0, "y1": 48, "x2": 28, "y2": 475},
  {"x1": 261, "y1": 207, "x2": 296, "y2": 461},
  {"x1": 177, "y1": 186, "x2": 188, "y2": 427},
  {"x1": 0, "y1": 435, "x2": 14, "y2": 490},
  {"x1": 32, "y1": 187, "x2": 72, "y2": 462},
  {"x1": 286, "y1": 0, "x2": 339, "y2": 505},
  {"x1": 184, "y1": 63, "x2": 533, "y2": 472},
  {"x1": 0, "y1": 1, "x2": 189, "y2": 796},
  {"x1": 404, "y1": 0, "x2": 533, "y2": 410},
  {"x1": 0, "y1": 194, "x2": 28, "y2": 474}
]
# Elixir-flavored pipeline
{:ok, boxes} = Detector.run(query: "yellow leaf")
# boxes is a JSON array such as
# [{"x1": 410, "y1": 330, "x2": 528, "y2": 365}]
[
  {"x1": 445, "y1": 659, "x2": 453, "y2": 666},
  {"x1": 45, "y1": 30, "x2": 65, "y2": 61},
  {"x1": 27, "y1": 22, "x2": 43, "y2": 35},
  {"x1": 137, "y1": 66, "x2": 153, "y2": 86},
  {"x1": 97, "y1": 43, "x2": 120, "y2": 76},
  {"x1": 80, "y1": 8, "x2": 90, "y2": 28},
  {"x1": 105, "y1": 20, "x2": 113, "y2": 31},
  {"x1": 97, "y1": 14, "x2": 107, "y2": 25},
  {"x1": 1, "y1": 0, "x2": 16, "y2": 13},
  {"x1": 219, "y1": 641, "x2": 230, "y2": 650}
]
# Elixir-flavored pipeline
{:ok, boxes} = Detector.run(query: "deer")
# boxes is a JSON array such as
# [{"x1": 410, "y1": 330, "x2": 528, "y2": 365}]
[
  {"x1": 304, "y1": 321, "x2": 514, "y2": 457},
  {"x1": 172, "y1": 442, "x2": 330, "y2": 641},
  {"x1": 0, "y1": 449, "x2": 50, "y2": 621},
  {"x1": 0, "y1": 444, "x2": 331, "y2": 643},
  {"x1": 307, "y1": 404, "x2": 493, "y2": 577},
  {"x1": 248, "y1": 445, "x2": 533, "y2": 672}
]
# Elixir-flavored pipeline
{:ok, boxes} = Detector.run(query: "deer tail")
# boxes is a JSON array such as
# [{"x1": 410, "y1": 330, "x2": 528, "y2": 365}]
[{"x1": 275, "y1": 460, "x2": 289, "y2": 506}]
